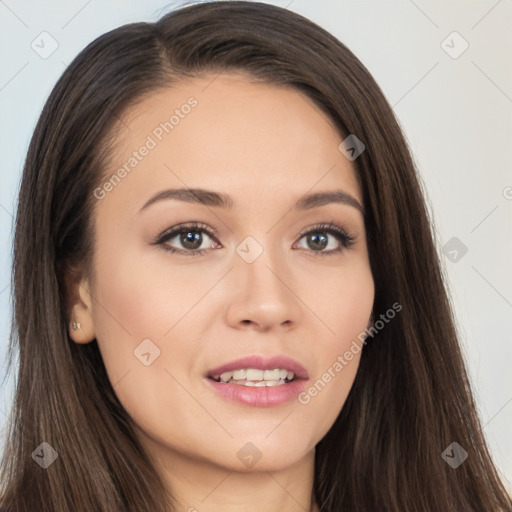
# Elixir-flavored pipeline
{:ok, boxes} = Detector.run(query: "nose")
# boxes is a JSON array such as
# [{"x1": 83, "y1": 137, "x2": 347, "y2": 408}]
[{"x1": 224, "y1": 242, "x2": 303, "y2": 332}]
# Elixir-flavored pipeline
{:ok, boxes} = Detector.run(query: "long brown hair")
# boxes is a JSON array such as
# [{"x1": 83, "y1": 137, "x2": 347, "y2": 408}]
[{"x1": 1, "y1": 1, "x2": 510, "y2": 510}]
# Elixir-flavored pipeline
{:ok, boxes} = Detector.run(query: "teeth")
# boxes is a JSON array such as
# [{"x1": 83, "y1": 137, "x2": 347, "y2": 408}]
[
  {"x1": 263, "y1": 369, "x2": 280, "y2": 380},
  {"x1": 213, "y1": 368, "x2": 296, "y2": 385},
  {"x1": 234, "y1": 380, "x2": 286, "y2": 387},
  {"x1": 265, "y1": 380, "x2": 285, "y2": 387},
  {"x1": 246, "y1": 369, "x2": 263, "y2": 380},
  {"x1": 220, "y1": 372, "x2": 233, "y2": 383},
  {"x1": 232, "y1": 369, "x2": 246, "y2": 380}
]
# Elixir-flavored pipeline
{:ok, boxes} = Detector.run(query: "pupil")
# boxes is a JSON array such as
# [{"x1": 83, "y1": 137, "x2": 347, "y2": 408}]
[
  {"x1": 308, "y1": 233, "x2": 327, "y2": 250},
  {"x1": 179, "y1": 231, "x2": 328, "y2": 251},
  {"x1": 181, "y1": 231, "x2": 202, "y2": 249}
]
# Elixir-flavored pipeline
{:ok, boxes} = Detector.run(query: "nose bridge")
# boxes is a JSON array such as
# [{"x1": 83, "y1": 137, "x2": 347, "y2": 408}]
[
  {"x1": 237, "y1": 230, "x2": 288, "y2": 284},
  {"x1": 228, "y1": 232, "x2": 301, "y2": 327}
]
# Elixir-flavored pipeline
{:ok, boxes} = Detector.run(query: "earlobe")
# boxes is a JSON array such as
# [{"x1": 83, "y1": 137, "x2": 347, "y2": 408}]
[
  {"x1": 69, "y1": 315, "x2": 95, "y2": 344},
  {"x1": 66, "y1": 272, "x2": 96, "y2": 344}
]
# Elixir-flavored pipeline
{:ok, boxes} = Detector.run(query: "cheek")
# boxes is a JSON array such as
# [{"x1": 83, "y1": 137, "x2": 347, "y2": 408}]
[
  {"x1": 89, "y1": 236, "x2": 232, "y2": 432},
  {"x1": 305, "y1": 257, "x2": 374, "y2": 345},
  {"x1": 88, "y1": 239, "x2": 195, "y2": 387},
  {"x1": 88, "y1": 245, "x2": 205, "y2": 438},
  {"x1": 297, "y1": 261, "x2": 373, "y2": 432},
  {"x1": 91, "y1": 238, "x2": 214, "y2": 350}
]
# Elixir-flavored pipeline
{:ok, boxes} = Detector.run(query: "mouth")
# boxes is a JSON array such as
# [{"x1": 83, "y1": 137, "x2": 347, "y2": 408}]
[
  {"x1": 204, "y1": 355, "x2": 309, "y2": 407},
  {"x1": 209, "y1": 368, "x2": 297, "y2": 387}
]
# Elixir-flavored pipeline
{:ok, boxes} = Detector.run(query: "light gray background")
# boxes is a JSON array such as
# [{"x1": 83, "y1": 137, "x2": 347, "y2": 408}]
[{"x1": 1, "y1": 0, "x2": 511, "y2": 491}]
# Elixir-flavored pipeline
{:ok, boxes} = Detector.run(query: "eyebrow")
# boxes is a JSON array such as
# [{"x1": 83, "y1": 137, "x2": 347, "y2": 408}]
[{"x1": 138, "y1": 187, "x2": 364, "y2": 215}]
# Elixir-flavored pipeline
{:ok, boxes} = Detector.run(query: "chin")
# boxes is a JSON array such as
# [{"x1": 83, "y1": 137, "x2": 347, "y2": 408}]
[{"x1": 216, "y1": 435, "x2": 316, "y2": 473}]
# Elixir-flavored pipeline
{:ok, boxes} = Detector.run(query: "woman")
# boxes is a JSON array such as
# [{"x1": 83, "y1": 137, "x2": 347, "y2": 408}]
[{"x1": 0, "y1": 1, "x2": 510, "y2": 511}]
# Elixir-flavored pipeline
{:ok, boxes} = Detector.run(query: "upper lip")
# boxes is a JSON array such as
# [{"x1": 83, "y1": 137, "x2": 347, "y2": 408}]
[{"x1": 207, "y1": 355, "x2": 309, "y2": 380}]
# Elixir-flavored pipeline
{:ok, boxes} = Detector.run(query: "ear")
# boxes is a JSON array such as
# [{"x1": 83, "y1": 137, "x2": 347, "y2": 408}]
[{"x1": 62, "y1": 263, "x2": 96, "y2": 344}]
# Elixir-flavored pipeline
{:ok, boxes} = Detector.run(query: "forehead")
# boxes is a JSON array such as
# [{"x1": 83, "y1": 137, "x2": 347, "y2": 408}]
[{"x1": 100, "y1": 72, "x2": 362, "y2": 214}]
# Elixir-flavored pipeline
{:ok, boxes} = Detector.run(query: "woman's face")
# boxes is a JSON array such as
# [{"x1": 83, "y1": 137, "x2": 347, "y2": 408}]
[{"x1": 73, "y1": 72, "x2": 374, "y2": 473}]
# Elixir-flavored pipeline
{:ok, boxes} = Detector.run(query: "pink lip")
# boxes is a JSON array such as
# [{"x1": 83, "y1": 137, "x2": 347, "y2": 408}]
[
  {"x1": 204, "y1": 354, "x2": 309, "y2": 407},
  {"x1": 206, "y1": 355, "x2": 309, "y2": 380},
  {"x1": 204, "y1": 377, "x2": 307, "y2": 407}
]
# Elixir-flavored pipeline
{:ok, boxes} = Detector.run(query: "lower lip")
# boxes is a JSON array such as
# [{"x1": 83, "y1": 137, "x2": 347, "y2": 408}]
[{"x1": 204, "y1": 377, "x2": 308, "y2": 407}]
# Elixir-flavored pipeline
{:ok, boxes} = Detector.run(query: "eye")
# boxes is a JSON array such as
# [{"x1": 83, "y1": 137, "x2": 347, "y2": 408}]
[
  {"x1": 294, "y1": 221, "x2": 355, "y2": 256},
  {"x1": 151, "y1": 221, "x2": 220, "y2": 257},
  {"x1": 151, "y1": 220, "x2": 356, "y2": 257}
]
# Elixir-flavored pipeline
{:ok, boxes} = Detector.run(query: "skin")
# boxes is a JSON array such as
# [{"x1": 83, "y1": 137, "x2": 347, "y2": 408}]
[{"x1": 68, "y1": 72, "x2": 374, "y2": 512}]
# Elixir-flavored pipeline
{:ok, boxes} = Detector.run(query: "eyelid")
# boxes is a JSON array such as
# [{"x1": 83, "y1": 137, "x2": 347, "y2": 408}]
[
  {"x1": 148, "y1": 221, "x2": 219, "y2": 258},
  {"x1": 297, "y1": 221, "x2": 352, "y2": 240},
  {"x1": 294, "y1": 221, "x2": 356, "y2": 254},
  {"x1": 152, "y1": 219, "x2": 356, "y2": 256},
  {"x1": 153, "y1": 221, "x2": 218, "y2": 243}
]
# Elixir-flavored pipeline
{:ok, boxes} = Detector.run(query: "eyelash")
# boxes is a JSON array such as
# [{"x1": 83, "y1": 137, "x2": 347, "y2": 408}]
[{"x1": 151, "y1": 220, "x2": 356, "y2": 258}]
